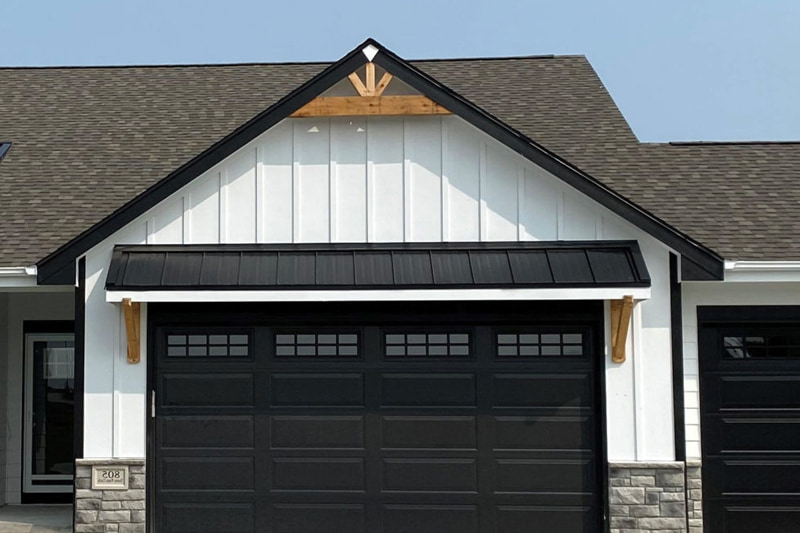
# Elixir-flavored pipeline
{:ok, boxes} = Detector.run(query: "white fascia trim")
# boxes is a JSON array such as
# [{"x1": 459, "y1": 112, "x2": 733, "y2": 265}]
[
  {"x1": 106, "y1": 287, "x2": 651, "y2": 304},
  {"x1": 723, "y1": 260, "x2": 800, "y2": 282},
  {"x1": 0, "y1": 265, "x2": 38, "y2": 287}
]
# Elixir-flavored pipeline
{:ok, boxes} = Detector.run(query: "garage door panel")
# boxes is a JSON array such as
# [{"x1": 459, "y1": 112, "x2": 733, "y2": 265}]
[
  {"x1": 381, "y1": 416, "x2": 477, "y2": 450},
  {"x1": 270, "y1": 458, "x2": 365, "y2": 492},
  {"x1": 492, "y1": 374, "x2": 591, "y2": 409},
  {"x1": 270, "y1": 373, "x2": 364, "y2": 407},
  {"x1": 713, "y1": 375, "x2": 800, "y2": 410},
  {"x1": 705, "y1": 459, "x2": 800, "y2": 495},
  {"x1": 271, "y1": 504, "x2": 366, "y2": 533},
  {"x1": 382, "y1": 459, "x2": 478, "y2": 492},
  {"x1": 714, "y1": 505, "x2": 800, "y2": 533},
  {"x1": 161, "y1": 373, "x2": 255, "y2": 407},
  {"x1": 270, "y1": 415, "x2": 365, "y2": 449},
  {"x1": 159, "y1": 457, "x2": 255, "y2": 491},
  {"x1": 380, "y1": 374, "x2": 476, "y2": 407},
  {"x1": 382, "y1": 504, "x2": 478, "y2": 533},
  {"x1": 703, "y1": 416, "x2": 800, "y2": 454},
  {"x1": 495, "y1": 505, "x2": 595, "y2": 533},
  {"x1": 495, "y1": 459, "x2": 594, "y2": 494},
  {"x1": 492, "y1": 416, "x2": 593, "y2": 451},
  {"x1": 159, "y1": 415, "x2": 255, "y2": 449},
  {"x1": 161, "y1": 503, "x2": 255, "y2": 533}
]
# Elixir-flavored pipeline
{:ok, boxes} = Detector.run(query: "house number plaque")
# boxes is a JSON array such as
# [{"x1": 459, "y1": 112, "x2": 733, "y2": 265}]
[{"x1": 91, "y1": 465, "x2": 129, "y2": 490}]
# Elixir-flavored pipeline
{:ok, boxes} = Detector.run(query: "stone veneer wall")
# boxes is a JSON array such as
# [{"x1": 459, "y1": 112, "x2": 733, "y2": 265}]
[
  {"x1": 75, "y1": 459, "x2": 146, "y2": 533},
  {"x1": 686, "y1": 461, "x2": 703, "y2": 533},
  {"x1": 609, "y1": 462, "x2": 687, "y2": 533}
]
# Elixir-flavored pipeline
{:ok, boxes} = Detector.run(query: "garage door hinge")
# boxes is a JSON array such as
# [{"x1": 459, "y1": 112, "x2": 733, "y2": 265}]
[{"x1": 151, "y1": 390, "x2": 156, "y2": 418}]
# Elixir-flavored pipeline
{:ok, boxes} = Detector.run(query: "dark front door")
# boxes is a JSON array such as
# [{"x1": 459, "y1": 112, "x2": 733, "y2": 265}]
[
  {"x1": 150, "y1": 301, "x2": 604, "y2": 533},
  {"x1": 699, "y1": 306, "x2": 800, "y2": 533}
]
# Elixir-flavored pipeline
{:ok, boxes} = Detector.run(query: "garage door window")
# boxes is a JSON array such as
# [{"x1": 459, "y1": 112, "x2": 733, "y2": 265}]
[
  {"x1": 384, "y1": 332, "x2": 470, "y2": 357},
  {"x1": 723, "y1": 328, "x2": 800, "y2": 359},
  {"x1": 275, "y1": 332, "x2": 359, "y2": 357},
  {"x1": 496, "y1": 330, "x2": 584, "y2": 357},
  {"x1": 166, "y1": 332, "x2": 250, "y2": 357}
]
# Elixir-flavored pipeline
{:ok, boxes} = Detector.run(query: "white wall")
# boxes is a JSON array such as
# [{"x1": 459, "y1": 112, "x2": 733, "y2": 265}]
[
  {"x1": 82, "y1": 114, "x2": 676, "y2": 462},
  {"x1": 2, "y1": 291, "x2": 73, "y2": 504},
  {"x1": 682, "y1": 281, "x2": 800, "y2": 459}
]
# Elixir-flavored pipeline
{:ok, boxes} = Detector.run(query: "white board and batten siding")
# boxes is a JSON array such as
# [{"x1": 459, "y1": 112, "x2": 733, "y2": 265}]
[{"x1": 83, "y1": 114, "x2": 675, "y2": 462}]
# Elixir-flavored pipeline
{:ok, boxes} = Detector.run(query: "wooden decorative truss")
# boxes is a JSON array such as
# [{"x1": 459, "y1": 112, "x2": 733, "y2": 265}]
[{"x1": 291, "y1": 63, "x2": 451, "y2": 117}]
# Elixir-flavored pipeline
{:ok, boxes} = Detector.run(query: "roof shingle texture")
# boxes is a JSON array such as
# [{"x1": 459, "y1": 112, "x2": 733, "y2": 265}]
[{"x1": 0, "y1": 56, "x2": 797, "y2": 266}]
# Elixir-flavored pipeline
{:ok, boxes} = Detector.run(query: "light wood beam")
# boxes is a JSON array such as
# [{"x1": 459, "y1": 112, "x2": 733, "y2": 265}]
[
  {"x1": 610, "y1": 295, "x2": 634, "y2": 363},
  {"x1": 290, "y1": 95, "x2": 452, "y2": 117},
  {"x1": 347, "y1": 73, "x2": 368, "y2": 97},
  {"x1": 374, "y1": 72, "x2": 393, "y2": 96},
  {"x1": 122, "y1": 298, "x2": 141, "y2": 364},
  {"x1": 365, "y1": 62, "x2": 376, "y2": 95}
]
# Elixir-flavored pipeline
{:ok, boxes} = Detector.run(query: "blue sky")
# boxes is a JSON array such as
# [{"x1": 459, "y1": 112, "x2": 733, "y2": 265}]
[{"x1": 2, "y1": 0, "x2": 799, "y2": 142}]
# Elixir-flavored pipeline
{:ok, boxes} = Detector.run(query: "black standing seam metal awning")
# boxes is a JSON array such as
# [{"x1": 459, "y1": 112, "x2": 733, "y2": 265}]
[{"x1": 105, "y1": 242, "x2": 650, "y2": 291}]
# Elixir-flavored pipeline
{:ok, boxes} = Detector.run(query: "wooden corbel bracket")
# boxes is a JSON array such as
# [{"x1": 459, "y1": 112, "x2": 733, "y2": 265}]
[
  {"x1": 610, "y1": 295, "x2": 634, "y2": 363},
  {"x1": 122, "y1": 298, "x2": 141, "y2": 364}
]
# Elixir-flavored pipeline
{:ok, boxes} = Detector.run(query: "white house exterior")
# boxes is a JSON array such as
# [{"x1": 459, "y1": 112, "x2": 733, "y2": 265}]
[{"x1": 1, "y1": 40, "x2": 798, "y2": 533}]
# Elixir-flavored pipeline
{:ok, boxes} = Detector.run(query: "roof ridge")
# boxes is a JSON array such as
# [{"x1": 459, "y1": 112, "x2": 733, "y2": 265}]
[{"x1": 0, "y1": 53, "x2": 582, "y2": 71}]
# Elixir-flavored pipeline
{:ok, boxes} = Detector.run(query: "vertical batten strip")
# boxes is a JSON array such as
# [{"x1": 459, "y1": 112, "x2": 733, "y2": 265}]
[
  {"x1": 402, "y1": 118, "x2": 411, "y2": 242},
  {"x1": 363, "y1": 118, "x2": 370, "y2": 242},
  {"x1": 217, "y1": 170, "x2": 224, "y2": 243},
  {"x1": 366, "y1": 117, "x2": 374, "y2": 242},
  {"x1": 516, "y1": 165, "x2": 524, "y2": 241},
  {"x1": 478, "y1": 141, "x2": 487, "y2": 241},
  {"x1": 292, "y1": 120, "x2": 301, "y2": 242},
  {"x1": 254, "y1": 145, "x2": 261, "y2": 242},
  {"x1": 556, "y1": 190, "x2": 565, "y2": 240},
  {"x1": 441, "y1": 117, "x2": 449, "y2": 241},
  {"x1": 329, "y1": 118, "x2": 337, "y2": 242}
]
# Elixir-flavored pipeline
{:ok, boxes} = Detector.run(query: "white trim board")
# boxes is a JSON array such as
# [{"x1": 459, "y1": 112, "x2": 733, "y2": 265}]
[{"x1": 106, "y1": 287, "x2": 651, "y2": 303}]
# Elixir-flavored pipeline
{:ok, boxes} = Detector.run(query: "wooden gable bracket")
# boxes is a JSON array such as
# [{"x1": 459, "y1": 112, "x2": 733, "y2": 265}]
[
  {"x1": 122, "y1": 298, "x2": 141, "y2": 364},
  {"x1": 610, "y1": 295, "x2": 634, "y2": 363},
  {"x1": 291, "y1": 62, "x2": 452, "y2": 118}
]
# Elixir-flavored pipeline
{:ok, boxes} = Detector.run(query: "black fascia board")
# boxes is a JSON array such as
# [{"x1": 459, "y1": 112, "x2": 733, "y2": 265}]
[
  {"x1": 372, "y1": 48, "x2": 724, "y2": 280},
  {"x1": 0, "y1": 142, "x2": 11, "y2": 161},
  {"x1": 36, "y1": 38, "x2": 723, "y2": 284}
]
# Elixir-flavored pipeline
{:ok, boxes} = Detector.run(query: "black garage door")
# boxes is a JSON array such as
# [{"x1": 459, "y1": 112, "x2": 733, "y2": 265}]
[
  {"x1": 699, "y1": 307, "x2": 800, "y2": 533},
  {"x1": 150, "y1": 301, "x2": 604, "y2": 533}
]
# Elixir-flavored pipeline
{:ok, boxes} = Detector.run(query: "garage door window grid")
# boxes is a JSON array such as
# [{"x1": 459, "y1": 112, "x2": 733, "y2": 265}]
[
  {"x1": 166, "y1": 331, "x2": 251, "y2": 357},
  {"x1": 275, "y1": 332, "x2": 359, "y2": 357},
  {"x1": 496, "y1": 329, "x2": 586, "y2": 357},
  {"x1": 383, "y1": 331, "x2": 471, "y2": 357},
  {"x1": 722, "y1": 326, "x2": 800, "y2": 359}
]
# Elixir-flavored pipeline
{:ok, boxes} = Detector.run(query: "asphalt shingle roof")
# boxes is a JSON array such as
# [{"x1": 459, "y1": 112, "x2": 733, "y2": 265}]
[{"x1": 0, "y1": 56, "x2": 797, "y2": 266}]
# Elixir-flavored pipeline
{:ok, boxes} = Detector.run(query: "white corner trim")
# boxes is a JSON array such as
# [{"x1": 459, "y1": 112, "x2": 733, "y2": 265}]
[
  {"x1": 106, "y1": 287, "x2": 651, "y2": 304},
  {"x1": 0, "y1": 265, "x2": 38, "y2": 287},
  {"x1": 362, "y1": 44, "x2": 379, "y2": 62},
  {"x1": 723, "y1": 260, "x2": 800, "y2": 282}
]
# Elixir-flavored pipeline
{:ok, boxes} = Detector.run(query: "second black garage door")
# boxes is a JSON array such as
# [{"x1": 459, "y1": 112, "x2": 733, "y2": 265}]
[
  {"x1": 150, "y1": 301, "x2": 604, "y2": 533},
  {"x1": 699, "y1": 306, "x2": 800, "y2": 533}
]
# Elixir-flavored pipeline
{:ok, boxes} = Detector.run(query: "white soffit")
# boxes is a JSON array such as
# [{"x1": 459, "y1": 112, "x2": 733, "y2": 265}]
[{"x1": 106, "y1": 287, "x2": 651, "y2": 304}]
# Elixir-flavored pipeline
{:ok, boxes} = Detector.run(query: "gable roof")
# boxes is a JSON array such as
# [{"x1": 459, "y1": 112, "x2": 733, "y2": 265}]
[{"x1": 0, "y1": 39, "x2": 793, "y2": 280}]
